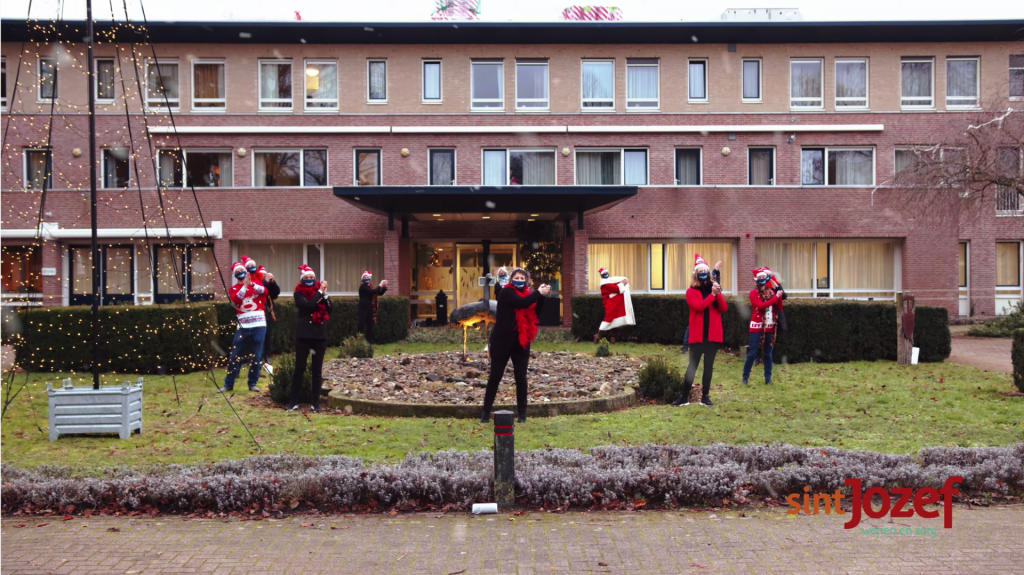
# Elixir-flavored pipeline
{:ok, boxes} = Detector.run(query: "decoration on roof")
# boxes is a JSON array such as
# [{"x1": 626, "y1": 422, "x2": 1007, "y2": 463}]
[
  {"x1": 561, "y1": 6, "x2": 623, "y2": 20},
  {"x1": 431, "y1": 0, "x2": 482, "y2": 20}
]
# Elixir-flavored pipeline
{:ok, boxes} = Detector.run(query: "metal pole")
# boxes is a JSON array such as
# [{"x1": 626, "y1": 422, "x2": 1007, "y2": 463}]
[
  {"x1": 87, "y1": 0, "x2": 100, "y2": 390},
  {"x1": 493, "y1": 410, "x2": 515, "y2": 509}
]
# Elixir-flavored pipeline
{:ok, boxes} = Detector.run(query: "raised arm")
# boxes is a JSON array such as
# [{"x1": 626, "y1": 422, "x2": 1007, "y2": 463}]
[
  {"x1": 266, "y1": 279, "x2": 281, "y2": 300},
  {"x1": 499, "y1": 287, "x2": 543, "y2": 309},
  {"x1": 749, "y1": 291, "x2": 781, "y2": 310}
]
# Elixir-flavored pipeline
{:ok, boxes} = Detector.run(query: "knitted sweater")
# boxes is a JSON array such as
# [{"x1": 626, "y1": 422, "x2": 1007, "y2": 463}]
[{"x1": 229, "y1": 281, "x2": 267, "y2": 328}]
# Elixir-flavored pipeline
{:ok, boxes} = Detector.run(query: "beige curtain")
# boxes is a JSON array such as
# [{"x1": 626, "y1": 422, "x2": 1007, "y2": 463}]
[
  {"x1": 324, "y1": 243, "x2": 384, "y2": 293},
  {"x1": 749, "y1": 149, "x2": 772, "y2": 185},
  {"x1": 755, "y1": 242, "x2": 814, "y2": 290},
  {"x1": 236, "y1": 243, "x2": 304, "y2": 285},
  {"x1": 357, "y1": 152, "x2": 380, "y2": 186},
  {"x1": 193, "y1": 63, "x2": 223, "y2": 101},
  {"x1": 104, "y1": 248, "x2": 132, "y2": 295},
  {"x1": 73, "y1": 248, "x2": 93, "y2": 295},
  {"x1": 154, "y1": 246, "x2": 183, "y2": 295},
  {"x1": 576, "y1": 152, "x2": 620, "y2": 185},
  {"x1": 666, "y1": 243, "x2": 733, "y2": 291},
  {"x1": 190, "y1": 247, "x2": 216, "y2": 295},
  {"x1": 996, "y1": 242, "x2": 1021, "y2": 286},
  {"x1": 588, "y1": 244, "x2": 646, "y2": 291},
  {"x1": 833, "y1": 242, "x2": 894, "y2": 291}
]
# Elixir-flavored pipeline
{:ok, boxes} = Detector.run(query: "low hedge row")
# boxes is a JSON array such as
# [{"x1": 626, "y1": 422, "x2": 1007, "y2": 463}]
[
  {"x1": 12, "y1": 304, "x2": 218, "y2": 374},
  {"x1": 569, "y1": 295, "x2": 951, "y2": 363},
  {"x1": 215, "y1": 296, "x2": 409, "y2": 355},
  {"x1": 1013, "y1": 329, "x2": 1024, "y2": 393}
]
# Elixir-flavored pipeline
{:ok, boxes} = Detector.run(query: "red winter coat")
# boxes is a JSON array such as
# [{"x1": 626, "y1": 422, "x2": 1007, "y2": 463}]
[
  {"x1": 686, "y1": 287, "x2": 728, "y2": 344},
  {"x1": 748, "y1": 289, "x2": 783, "y2": 333}
]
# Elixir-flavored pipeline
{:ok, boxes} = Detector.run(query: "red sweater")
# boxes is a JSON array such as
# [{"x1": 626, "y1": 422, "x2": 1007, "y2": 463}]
[
  {"x1": 686, "y1": 288, "x2": 728, "y2": 344},
  {"x1": 229, "y1": 280, "x2": 267, "y2": 328},
  {"x1": 748, "y1": 289, "x2": 783, "y2": 333}
]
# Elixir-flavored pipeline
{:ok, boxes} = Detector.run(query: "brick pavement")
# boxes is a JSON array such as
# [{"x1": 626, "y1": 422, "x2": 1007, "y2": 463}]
[{"x1": 3, "y1": 505, "x2": 1022, "y2": 575}]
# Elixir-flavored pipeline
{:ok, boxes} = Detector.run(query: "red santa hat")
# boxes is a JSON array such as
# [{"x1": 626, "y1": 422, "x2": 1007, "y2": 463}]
[
  {"x1": 752, "y1": 267, "x2": 771, "y2": 280},
  {"x1": 241, "y1": 255, "x2": 256, "y2": 269},
  {"x1": 361, "y1": 270, "x2": 372, "y2": 280},
  {"x1": 598, "y1": 267, "x2": 609, "y2": 276},
  {"x1": 298, "y1": 264, "x2": 316, "y2": 280},
  {"x1": 232, "y1": 261, "x2": 246, "y2": 274},
  {"x1": 693, "y1": 254, "x2": 709, "y2": 273}
]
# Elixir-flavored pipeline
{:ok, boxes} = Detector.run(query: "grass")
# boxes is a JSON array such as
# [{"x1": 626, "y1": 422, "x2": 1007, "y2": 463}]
[{"x1": 1, "y1": 341, "x2": 1022, "y2": 472}]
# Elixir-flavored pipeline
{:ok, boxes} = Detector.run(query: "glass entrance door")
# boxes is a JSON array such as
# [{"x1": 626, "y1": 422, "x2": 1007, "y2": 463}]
[{"x1": 455, "y1": 243, "x2": 516, "y2": 308}]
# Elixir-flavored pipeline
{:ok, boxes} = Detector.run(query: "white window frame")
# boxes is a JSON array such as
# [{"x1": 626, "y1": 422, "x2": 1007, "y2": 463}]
[
  {"x1": 481, "y1": 148, "x2": 557, "y2": 186},
  {"x1": 687, "y1": 58, "x2": 709, "y2": 104},
  {"x1": 625, "y1": 58, "x2": 659, "y2": 110},
  {"x1": 354, "y1": 148, "x2": 382, "y2": 186},
  {"x1": 901, "y1": 57, "x2": 935, "y2": 109},
  {"x1": 100, "y1": 147, "x2": 130, "y2": 189},
  {"x1": 789, "y1": 58, "x2": 824, "y2": 110},
  {"x1": 190, "y1": 59, "x2": 226, "y2": 112},
  {"x1": 303, "y1": 59, "x2": 338, "y2": 112},
  {"x1": 674, "y1": 147, "x2": 703, "y2": 186},
  {"x1": 258, "y1": 59, "x2": 293, "y2": 112},
  {"x1": 144, "y1": 59, "x2": 180, "y2": 110},
  {"x1": 471, "y1": 59, "x2": 504, "y2": 111},
  {"x1": 94, "y1": 57, "x2": 115, "y2": 103},
  {"x1": 580, "y1": 59, "x2": 614, "y2": 110},
  {"x1": 946, "y1": 56, "x2": 980, "y2": 109},
  {"x1": 1012, "y1": 55, "x2": 1024, "y2": 101},
  {"x1": 422, "y1": 59, "x2": 442, "y2": 104},
  {"x1": 741, "y1": 58, "x2": 762, "y2": 103},
  {"x1": 428, "y1": 148, "x2": 456, "y2": 185},
  {"x1": 181, "y1": 148, "x2": 234, "y2": 188},
  {"x1": 573, "y1": 148, "x2": 649, "y2": 186},
  {"x1": 834, "y1": 58, "x2": 869, "y2": 110},
  {"x1": 252, "y1": 149, "x2": 328, "y2": 187},
  {"x1": 747, "y1": 147, "x2": 776, "y2": 186},
  {"x1": 37, "y1": 56, "x2": 56, "y2": 103},
  {"x1": 801, "y1": 146, "x2": 876, "y2": 187},
  {"x1": 366, "y1": 59, "x2": 387, "y2": 104},
  {"x1": 23, "y1": 148, "x2": 52, "y2": 190},
  {"x1": 515, "y1": 59, "x2": 550, "y2": 111}
]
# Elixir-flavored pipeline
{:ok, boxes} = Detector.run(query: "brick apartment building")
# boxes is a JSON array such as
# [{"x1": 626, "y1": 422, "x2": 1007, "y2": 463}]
[{"x1": 1, "y1": 17, "x2": 1023, "y2": 326}]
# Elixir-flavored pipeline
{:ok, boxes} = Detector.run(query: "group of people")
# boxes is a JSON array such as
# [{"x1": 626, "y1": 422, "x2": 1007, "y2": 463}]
[{"x1": 219, "y1": 259, "x2": 386, "y2": 412}]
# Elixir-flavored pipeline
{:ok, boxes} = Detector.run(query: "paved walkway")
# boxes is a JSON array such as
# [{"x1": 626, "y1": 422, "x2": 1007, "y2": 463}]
[
  {"x1": 947, "y1": 335, "x2": 1013, "y2": 374},
  {"x1": 3, "y1": 506, "x2": 1022, "y2": 575}
]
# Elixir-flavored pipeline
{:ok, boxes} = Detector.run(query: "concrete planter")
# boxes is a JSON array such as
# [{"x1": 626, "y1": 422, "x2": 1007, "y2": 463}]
[{"x1": 47, "y1": 378, "x2": 143, "y2": 441}]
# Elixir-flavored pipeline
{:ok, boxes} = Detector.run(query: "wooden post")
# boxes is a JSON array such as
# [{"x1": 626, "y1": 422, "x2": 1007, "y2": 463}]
[
  {"x1": 493, "y1": 410, "x2": 515, "y2": 508},
  {"x1": 896, "y1": 292, "x2": 916, "y2": 365}
]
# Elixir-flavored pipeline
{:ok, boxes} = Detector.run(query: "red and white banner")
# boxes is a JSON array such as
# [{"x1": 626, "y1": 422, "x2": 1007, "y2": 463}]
[{"x1": 561, "y1": 6, "x2": 623, "y2": 21}]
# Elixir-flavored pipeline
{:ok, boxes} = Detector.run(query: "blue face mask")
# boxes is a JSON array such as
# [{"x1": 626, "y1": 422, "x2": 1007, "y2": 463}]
[
  {"x1": 235, "y1": 271, "x2": 247, "y2": 280},
  {"x1": 756, "y1": 278, "x2": 769, "y2": 286},
  {"x1": 697, "y1": 273, "x2": 709, "y2": 283},
  {"x1": 246, "y1": 266, "x2": 258, "y2": 274},
  {"x1": 362, "y1": 278, "x2": 370, "y2": 284},
  {"x1": 511, "y1": 280, "x2": 527, "y2": 289},
  {"x1": 302, "y1": 278, "x2": 317, "y2": 287},
  {"x1": 600, "y1": 272, "x2": 609, "y2": 279}
]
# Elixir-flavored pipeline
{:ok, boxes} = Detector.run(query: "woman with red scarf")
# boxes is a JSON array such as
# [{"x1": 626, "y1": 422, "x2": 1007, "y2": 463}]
[
  {"x1": 480, "y1": 267, "x2": 551, "y2": 423},
  {"x1": 287, "y1": 265, "x2": 332, "y2": 412}
]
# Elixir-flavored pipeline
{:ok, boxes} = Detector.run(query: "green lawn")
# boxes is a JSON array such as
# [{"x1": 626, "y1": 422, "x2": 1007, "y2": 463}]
[{"x1": 2, "y1": 341, "x2": 1021, "y2": 472}]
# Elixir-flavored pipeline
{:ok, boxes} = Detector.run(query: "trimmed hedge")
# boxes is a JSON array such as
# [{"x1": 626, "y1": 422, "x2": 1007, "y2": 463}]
[
  {"x1": 216, "y1": 296, "x2": 410, "y2": 355},
  {"x1": 12, "y1": 304, "x2": 218, "y2": 374},
  {"x1": 1013, "y1": 329, "x2": 1024, "y2": 394},
  {"x1": 569, "y1": 295, "x2": 951, "y2": 363}
]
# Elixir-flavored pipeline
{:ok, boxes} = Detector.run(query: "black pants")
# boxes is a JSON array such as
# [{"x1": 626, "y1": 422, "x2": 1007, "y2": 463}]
[
  {"x1": 683, "y1": 342, "x2": 719, "y2": 400},
  {"x1": 291, "y1": 337, "x2": 327, "y2": 407},
  {"x1": 357, "y1": 314, "x2": 375, "y2": 345},
  {"x1": 482, "y1": 342, "x2": 530, "y2": 417}
]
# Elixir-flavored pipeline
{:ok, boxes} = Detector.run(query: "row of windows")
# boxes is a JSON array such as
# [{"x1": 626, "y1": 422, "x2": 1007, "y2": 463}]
[{"x1": 7, "y1": 54, "x2": 1024, "y2": 113}]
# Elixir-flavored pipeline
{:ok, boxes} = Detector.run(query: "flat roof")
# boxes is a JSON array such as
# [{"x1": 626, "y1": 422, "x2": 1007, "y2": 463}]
[{"x1": 2, "y1": 19, "x2": 1023, "y2": 44}]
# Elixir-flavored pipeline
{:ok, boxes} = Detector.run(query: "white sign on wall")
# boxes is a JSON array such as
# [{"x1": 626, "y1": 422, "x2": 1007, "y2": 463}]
[{"x1": 41, "y1": 267, "x2": 57, "y2": 276}]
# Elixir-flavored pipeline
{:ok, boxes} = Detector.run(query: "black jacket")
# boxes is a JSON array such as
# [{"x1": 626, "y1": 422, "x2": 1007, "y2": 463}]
[
  {"x1": 490, "y1": 286, "x2": 545, "y2": 349},
  {"x1": 293, "y1": 290, "x2": 332, "y2": 340},
  {"x1": 357, "y1": 283, "x2": 387, "y2": 316},
  {"x1": 264, "y1": 279, "x2": 281, "y2": 322}
]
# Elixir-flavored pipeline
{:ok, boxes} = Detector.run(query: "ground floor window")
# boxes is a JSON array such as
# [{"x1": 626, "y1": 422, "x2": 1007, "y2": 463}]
[
  {"x1": 996, "y1": 241, "x2": 1022, "y2": 315},
  {"x1": 69, "y1": 245, "x2": 136, "y2": 305},
  {"x1": 152, "y1": 244, "x2": 214, "y2": 303},
  {"x1": 235, "y1": 241, "x2": 383, "y2": 296},
  {"x1": 588, "y1": 241, "x2": 734, "y2": 293},
  {"x1": 755, "y1": 240, "x2": 898, "y2": 299},
  {"x1": 1, "y1": 245, "x2": 43, "y2": 305}
]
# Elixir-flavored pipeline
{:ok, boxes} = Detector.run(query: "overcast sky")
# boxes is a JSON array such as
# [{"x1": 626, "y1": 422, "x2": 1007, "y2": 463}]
[{"x1": 3, "y1": 0, "x2": 1023, "y2": 23}]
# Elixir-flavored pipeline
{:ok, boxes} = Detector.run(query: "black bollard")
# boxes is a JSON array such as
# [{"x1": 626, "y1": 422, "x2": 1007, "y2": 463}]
[{"x1": 493, "y1": 410, "x2": 515, "y2": 508}]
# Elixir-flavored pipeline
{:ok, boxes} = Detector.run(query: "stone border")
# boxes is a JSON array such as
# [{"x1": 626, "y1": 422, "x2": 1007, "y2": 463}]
[{"x1": 326, "y1": 387, "x2": 636, "y2": 418}]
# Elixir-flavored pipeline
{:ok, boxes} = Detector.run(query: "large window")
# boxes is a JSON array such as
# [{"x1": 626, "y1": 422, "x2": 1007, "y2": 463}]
[
  {"x1": 38, "y1": 56, "x2": 56, "y2": 101},
  {"x1": 145, "y1": 60, "x2": 179, "y2": 108},
  {"x1": 355, "y1": 149, "x2": 381, "y2": 186},
  {"x1": 429, "y1": 149, "x2": 455, "y2": 185},
  {"x1": 367, "y1": 59, "x2": 387, "y2": 102},
  {"x1": 259, "y1": 60, "x2": 292, "y2": 110},
  {"x1": 422, "y1": 60, "x2": 441, "y2": 102},
  {"x1": 24, "y1": 148, "x2": 52, "y2": 190},
  {"x1": 996, "y1": 147, "x2": 1023, "y2": 215},
  {"x1": 748, "y1": 148, "x2": 775, "y2": 185},
  {"x1": 946, "y1": 57, "x2": 979, "y2": 108},
  {"x1": 303, "y1": 60, "x2": 338, "y2": 110},
  {"x1": 2, "y1": 245, "x2": 43, "y2": 296},
  {"x1": 790, "y1": 59, "x2": 823, "y2": 109},
  {"x1": 101, "y1": 148, "x2": 129, "y2": 189},
  {"x1": 626, "y1": 58, "x2": 659, "y2": 109},
  {"x1": 157, "y1": 149, "x2": 233, "y2": 187},
  {"x1": 801, "y1": 147, "x2": 874, "y2": 186},
  {"x1": 95, "y1": 58, "x2": 115, "y2": 102},
  {"x1": 254, "y1": 150, "x2": 327, "y2": 187},
  {"x1": 575, "y1": 149, "x2": 647, "y2": 185},
  {"x1": 997, "y1": 242, "x2": 1021, "y2": 287},
  {"x1": 687, "y1": 59, "x2": 708, "y2": 103},
  {"x1": 236, "y1": 242, "x2": 383, "y2": 295},
  {"x1": 675, "y1": 149, "x2": 701, "y2": 185},
  {"x1": 588, "y1": 242, "x2": 733, "y2": 292},
  {"x1": 756, "y1": 240, "x2": 897, "y2": 299},
  {"x1": 1011, "y1": 55, "x2": 1024, "y2": 100},
  {"x1": 581, "y1": 60, "x2": 614, "y2": 109},
  {"x1": 901, "y1": 57, "x2": 934, "y2": 108},
  {"x1": 483, "y1": 149, "x2": 556, "y2": 185},
  {"x1": 742, "y1": 59, "x2": 761, "y2": 102},
  {"x1": 835, "y1": 59, "x2": 867, "y2": 109},
  {"x1": 471, "y1": 60, "x2": 503, "y2": 110},
  {"x1": 516, "y1": 59, "x2": 549, "y2": 110},
  {"x1": 192, "y1": 60, "x2": 225, "y2": 110},
  {"x1": 588, "y1": 244, "x2": 647, "y2": 291}
]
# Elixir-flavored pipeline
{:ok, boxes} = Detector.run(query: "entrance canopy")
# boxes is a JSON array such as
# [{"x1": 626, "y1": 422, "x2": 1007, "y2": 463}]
[{"x1": 332, "y1": 186, "x2": 637, "y2": 223}]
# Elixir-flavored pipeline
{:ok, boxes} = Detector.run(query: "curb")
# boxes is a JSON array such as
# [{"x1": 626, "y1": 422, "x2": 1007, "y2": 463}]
[{"x1": 326, "y1": 387, "x2": 636, "y2": 418}]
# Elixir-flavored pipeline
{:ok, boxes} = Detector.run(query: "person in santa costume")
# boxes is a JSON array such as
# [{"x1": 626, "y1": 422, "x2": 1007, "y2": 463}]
[
  {"x1": 480, "y1": 267, "x2": 551, "y2": 423},
  {"x1": 288, "y1": 265, "x2": 332, "y2": 412},
  {"x1": 357, "y1": 271, "x2": 388, "y2": 346},
  {"x1": 742, "y1": 267, "x2": 785, "y2": 385},
  {"x1": 595, "y1": 267, "x2": 635, "y2": 343},
  {"x1": 219, "y1": 261, "x2": 268, "y2": 393},
  {"x1": 241, "y1": 256, "x2": 280, "y2": 377},
  {"x1": 672, "y1": 254, "x2": 727, "y2": 407}
]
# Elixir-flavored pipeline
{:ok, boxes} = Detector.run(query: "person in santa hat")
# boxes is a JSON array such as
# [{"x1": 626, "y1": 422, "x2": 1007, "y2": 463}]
[
  {"x1": 288, "y1": 265, "x2": 332, "y2": 412},
  {"x1": 595, "y1": 267, "x2": 634, "y2": 343},
  {"x1": 357, "y1": 270, "x2": 388, "y2": 346},
  {"x1": 219, "y1": 260, "x2": 268, "y2": 393},
  {"x1": 672, "y1": 254, "x2": 727, "y2": 407},
  {"x1": 241, "y1": 256, "x2": 281, "y2": 377},
  {"x1": 743, "y1": 267, "x2": 785, "y2": 386}
]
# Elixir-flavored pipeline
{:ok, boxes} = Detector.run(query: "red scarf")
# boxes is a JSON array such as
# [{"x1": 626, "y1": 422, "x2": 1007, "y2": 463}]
[
  {"x1": 511, "y1": 285, "x2": 539, "y2": 348},
  {"x1": 295, "y1": 283, "x2": 330, "y2": 324}
]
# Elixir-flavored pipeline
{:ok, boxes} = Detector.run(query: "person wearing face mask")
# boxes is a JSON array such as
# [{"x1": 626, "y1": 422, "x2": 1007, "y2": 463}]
[
  {"x1": 681, "y1": 260, "x2": 722, "y2": 355},
  {"x1": 743, "y1": 268, "x2": 785, "y2": 386},
  {"x1": 357, "y1": 271, "x2": 388, "y2": 346},
  {"x1": 219, "y1": 261, "x2": 268, "y2": 393},
  {"x1": 492, "y1": 266, "x2": 509, "y2": 299},
  {"x1": 672, "y1": 254, "x2": 728, "y2": 407},
  {"x1": 481, "y1": 267, "x2": 551, "y2": 423},
  {"x1": 288, "y1": 265, "x2": 332, "y2": 412},
  {"x1": 240, "y1": 256, "x2": 280, "y2": 377}
]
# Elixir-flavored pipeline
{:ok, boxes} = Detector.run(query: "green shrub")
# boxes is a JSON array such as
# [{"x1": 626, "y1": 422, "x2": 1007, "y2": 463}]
[
  {"x1": 1012, "y1": 329, "x2": 1024, "y2": 394},
  {"x1": 569, "y1": 295, "x2": 951, "y2": 363},
  {"x1": 595, "y1": 339, "x2": 610, "y2": 357},
  {"x1": 338, "y1": 335, "x2": 373, "y2": 359},
  {"x1": 405, "y1": 325, "x2": 487, "y2": 344},
  {"x1": 268, "y1": 354, "x2": 313, "y2": 405},
  {"x1": 636, "y1": 356, "x2": 684, "y2": 401},
  {"x1": 13, "y1": 304, "x2": 218, "y2": 374},
  {"x1": 534, "y1": 328, "x2": 577, "y2": 344},
  {"x1": 968, "y1": 302, "x2": 1024, "y2": 338}
]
